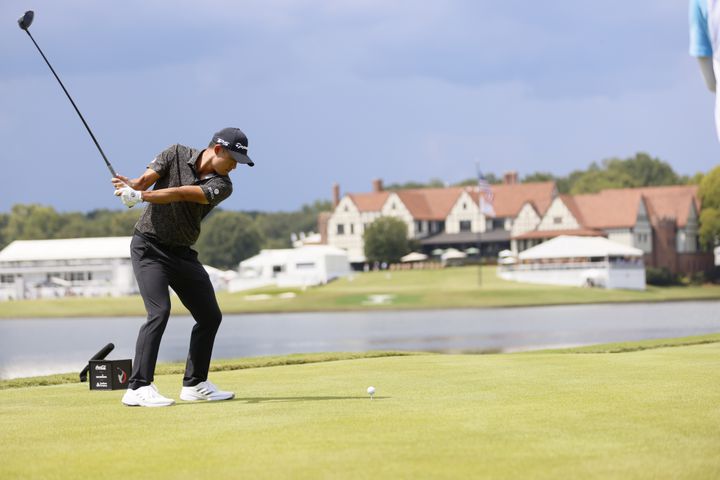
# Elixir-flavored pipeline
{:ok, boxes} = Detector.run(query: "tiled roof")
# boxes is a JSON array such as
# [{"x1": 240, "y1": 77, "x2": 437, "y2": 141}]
[
  {"x1": 486, "y1": 182, "x2": 556, "y2": 217},
  {"x1": 565, "y1": 185, "x2": 699, "y2": 229},
  {"x1": 396, "y1": 188, "x2": 464, "y2": 220},
  {"x1": 347, "y1": 192, "x2": 391, "y2": 212},
  {"x1": 639, "y1": 185, "x2": 699, "y2": 228},
  {"x1": 342, "y1": 182, "x2": 556, "y2": 219}
]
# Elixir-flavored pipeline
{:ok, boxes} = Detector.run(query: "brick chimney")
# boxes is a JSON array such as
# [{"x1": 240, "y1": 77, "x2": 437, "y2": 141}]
[
  {"x1": 503, "y1": 171, "x2": 518, "y2": 185},
  {"x1": 332, "y1": 183, "x2": 340, "y2": 208},
  {"x1": 372, "y1": 178, "x2": 383, "y2": 192},
  {"x1": 651, "y1": 217, "x2": 678, "y2": 273},
  {"x1": 317, "y1": 212, "x2": 331, "y2": 245}
]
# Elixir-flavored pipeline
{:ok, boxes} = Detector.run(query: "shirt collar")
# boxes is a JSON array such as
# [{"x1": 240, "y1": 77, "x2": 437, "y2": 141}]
[
  {"x1": 188, "y1": 148, "x2": 219, "y2": 180},
  {"x1": 188, "y1": 148, "x2": 203, "y2": 167}
]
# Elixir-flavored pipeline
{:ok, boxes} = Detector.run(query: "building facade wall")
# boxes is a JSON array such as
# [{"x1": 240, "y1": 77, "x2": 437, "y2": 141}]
[
  {"x1": 632, "y1": 200, "x2": 653, "y2": 253},
  {"x1": 511, "y1": 203, "x2": 541, "y2": 238},
  {"x1": 677, "y1": 203, "x2": 699, "y2": 253},
  {"x1": 606, "y1": 229, "x2": 634, "y2": 248},
  {"x1": 446, "y1": 192, "x2": 484, "y2": 234},
  {"x1": 536, "y1": 198, "x2": 581, "y2": 231},
  {"x1": 380, "y1": 193, "x2": 414, "y2": 236},
  {"x1": 327, "y1": 197, "x2": 367, "y2": 262}
]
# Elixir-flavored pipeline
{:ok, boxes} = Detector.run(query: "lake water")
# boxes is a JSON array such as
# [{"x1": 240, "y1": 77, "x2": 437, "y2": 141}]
[{"x1": 1, "y1": 301, "x2": 718, "y2": 380}]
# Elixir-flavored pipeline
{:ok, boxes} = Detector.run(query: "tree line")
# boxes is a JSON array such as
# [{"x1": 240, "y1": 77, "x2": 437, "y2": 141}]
[
  {"x1": 393, "y1": 153, "x2": 703, "y2": 194},
  {"x1": 387, "y1": 153, "x2": 719, "y2": 251},
  {"x1": 1, "y1": 153, "x2": 718, "y2": 269},
  {"x1": 0, "y1": 201, "x2": 331, "y2": 270}
]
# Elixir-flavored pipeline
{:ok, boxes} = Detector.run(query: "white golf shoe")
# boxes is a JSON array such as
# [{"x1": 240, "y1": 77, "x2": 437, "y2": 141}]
[
  {"x1": 122, "y1": 384, "x2": 175, "y2": 407},
  {"x1": 180, "y1": 380, "x2": 235, "y2": 402}
]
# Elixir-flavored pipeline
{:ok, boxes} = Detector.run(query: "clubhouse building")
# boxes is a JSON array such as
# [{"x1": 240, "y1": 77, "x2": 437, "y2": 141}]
[{"x1": 323, "y1": 175, "x2": 712, "y2": 275}]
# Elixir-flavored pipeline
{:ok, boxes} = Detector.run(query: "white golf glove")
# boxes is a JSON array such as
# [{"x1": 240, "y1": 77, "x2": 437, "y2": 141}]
[{"x1": 116, "y1": 186, "x2": 143, "y2": 208}]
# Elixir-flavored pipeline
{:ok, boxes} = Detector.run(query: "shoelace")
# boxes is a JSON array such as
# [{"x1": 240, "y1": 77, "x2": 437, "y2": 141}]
[{"x1": 140, "y1": 385, "x2": 166, "y2": 401}]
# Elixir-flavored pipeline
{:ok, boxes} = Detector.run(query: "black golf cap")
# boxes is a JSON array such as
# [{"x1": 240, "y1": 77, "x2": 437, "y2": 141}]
[{"x1": 212, "y1": 127, "x2": 254, "y2": 167}]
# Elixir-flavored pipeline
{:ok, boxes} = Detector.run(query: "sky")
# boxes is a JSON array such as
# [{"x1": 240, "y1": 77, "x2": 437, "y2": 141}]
[{"x1": 1, "y1": 0, "x2": 718, "y2": 213}]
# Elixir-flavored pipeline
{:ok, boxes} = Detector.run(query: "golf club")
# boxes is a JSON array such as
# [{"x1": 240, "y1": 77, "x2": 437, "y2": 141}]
[{"x1": 18, "y1": 10, "x2": 118, "y2": 178}]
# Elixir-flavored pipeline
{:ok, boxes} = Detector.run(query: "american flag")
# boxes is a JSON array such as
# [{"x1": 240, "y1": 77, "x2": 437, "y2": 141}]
[{"x1": 477, "y1": 167, "x2": 495, "y2": 217}]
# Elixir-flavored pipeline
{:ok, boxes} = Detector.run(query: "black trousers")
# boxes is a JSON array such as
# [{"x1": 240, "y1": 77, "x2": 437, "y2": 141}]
[{"x1": 129, "y1": 233, "x2": 222, "y2": 389}]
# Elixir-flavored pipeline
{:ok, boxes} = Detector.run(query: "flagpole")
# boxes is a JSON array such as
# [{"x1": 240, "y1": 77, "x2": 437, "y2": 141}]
[{"x1": 475, "y1": 162, "x2": 482, "y2": 287}]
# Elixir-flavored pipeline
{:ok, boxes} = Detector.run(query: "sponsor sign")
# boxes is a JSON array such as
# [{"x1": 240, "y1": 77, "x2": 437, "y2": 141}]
[{"x1": 89, "y1": 359, "x2": 132, "y2": 391}]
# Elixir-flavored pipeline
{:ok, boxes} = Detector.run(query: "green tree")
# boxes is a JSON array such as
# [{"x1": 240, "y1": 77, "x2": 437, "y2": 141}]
[
  {"x1": 254, "y1": 200, "x2": 332, "y2": 248},
  {"x1": 0, "y1": 213, "x2": 8, "y2": 249},
  {"x1": 363, "y1": 216, "x2": 410, "y2": 264},
  {"x1": 699, "y1": 208, "x2": 720, "y2": 248},
  {"x1": 683, "y1": 172, "x2": 705, "y2": 185},
  {"x1": 3, "y1": 204, "x2": 64, "y2": 240},
  {"x1": 570, "y1": 153, "x2": 682, "y2": 194},
  {"x1": 698, "y1": 165, "x2": 720, "y2": 248},
  {"x1": 522, "y1": 172, "x2": 556, "y2": 183},
  {"x1": 195, "y1": 211, "x2": 263, "y2": 269},
  {"x1": 108, "y1": 209, "x2": 144, "y2": 236},
  {"x1": 387, "y1": 178, "x2": 447, "y2": 190},
  {"x1": 699, "y1": 165, "x2": 720, "y2": 210}
]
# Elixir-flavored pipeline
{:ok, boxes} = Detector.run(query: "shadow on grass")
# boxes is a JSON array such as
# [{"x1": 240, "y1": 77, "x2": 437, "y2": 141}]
[{"x1": 175, "y1": 395, "x2": 390, "y2": 406}]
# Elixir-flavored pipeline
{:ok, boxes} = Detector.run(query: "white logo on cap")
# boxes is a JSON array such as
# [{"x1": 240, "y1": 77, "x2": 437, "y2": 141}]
[
  {"x1": 216, "y1": 138, "x2": 230, "y2": 147},
  {"x1": 235, "y1": 143, "x2": 248, "y2": 151}
]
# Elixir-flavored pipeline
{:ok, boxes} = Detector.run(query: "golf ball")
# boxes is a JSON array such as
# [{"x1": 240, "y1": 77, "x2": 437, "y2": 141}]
[{"x1": 367, "y1": 386, "x2": 375, "y2": 395}]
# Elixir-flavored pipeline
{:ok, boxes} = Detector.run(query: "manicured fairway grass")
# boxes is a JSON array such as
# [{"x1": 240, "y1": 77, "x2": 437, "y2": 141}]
[
  {"x1": 1, "y1": 338, "x2": 718, "y2": 479},
  {"x1": 1, "y1": 266, "x2": 719, "y2": 318}
]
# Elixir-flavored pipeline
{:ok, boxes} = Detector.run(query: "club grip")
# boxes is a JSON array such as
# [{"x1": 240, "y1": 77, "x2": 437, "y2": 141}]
[{"x1": 79, "y1": 343, "x2": 115, "y2": 382}]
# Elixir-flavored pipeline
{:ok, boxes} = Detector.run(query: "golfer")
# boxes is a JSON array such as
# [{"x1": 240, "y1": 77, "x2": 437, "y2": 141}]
[
  {"x1": 690, "y1": 0, "x2": 720, "y2": 140},
  {"x1": 112, "y1": 127, "x2": 254, "y2": 407}
]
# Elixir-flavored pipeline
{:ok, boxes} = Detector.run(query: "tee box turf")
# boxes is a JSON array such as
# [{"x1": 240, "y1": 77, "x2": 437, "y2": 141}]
[{"x1": 89, "y1": 359, "x2": 132, "y2": 390}]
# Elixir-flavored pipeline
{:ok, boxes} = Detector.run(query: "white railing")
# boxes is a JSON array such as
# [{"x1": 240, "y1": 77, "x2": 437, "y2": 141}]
[{"x1": 499, "y1": 260, "x2": 644, "y2": 272}]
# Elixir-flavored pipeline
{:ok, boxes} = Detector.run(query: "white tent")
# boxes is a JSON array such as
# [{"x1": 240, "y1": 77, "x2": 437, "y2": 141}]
[
  {"x1": 0, "y1": 237, "x2": 132, "y2": 261},
  {"x1": 0, "y1": 237, "x2": 136, "y2": 300},
  {"x1": 497, "y1": 249, "x2": 517, "y2": 265},
  {"x1": 401, "y1": 252, "x2": 428, "y2": 262},
  {"x1": 518, "y1": 236, "x2": 643, "y2": 260},
  {"x1": 501, "y1": 236, "x2": 645, "y2": 290},
  {"x1": 441, "y1": 248, "x2": 467, "y2": 260},
  {"x1": 230, "y1": 245, "x2": 351, "y2": 292},
  {"x1": 715, "y1": 246, "x2": 720, "y2": 266},
  {"x1": 202, "y1": 265, "x2": 237, "y2": 292}
]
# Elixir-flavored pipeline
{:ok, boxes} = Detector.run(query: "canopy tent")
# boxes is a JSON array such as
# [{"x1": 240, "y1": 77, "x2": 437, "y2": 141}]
[
  {"x1": 400, "y1": 252, "x2": 428, "y2": 263},
  {"x1": 497, "y1": 249, "x2": 517, "y2": 265},
  {"x1": 518, "y1": 236, "x2": 643, "y2": 261},
  {"x1": 441, "y1": 248, "x2": 467, "y2": 260}
]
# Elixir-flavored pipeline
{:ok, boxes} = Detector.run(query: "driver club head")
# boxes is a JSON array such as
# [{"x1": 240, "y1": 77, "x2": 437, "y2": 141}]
[{"x1": 18, "y1": 10, "x2": 34, "y2": 31}]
